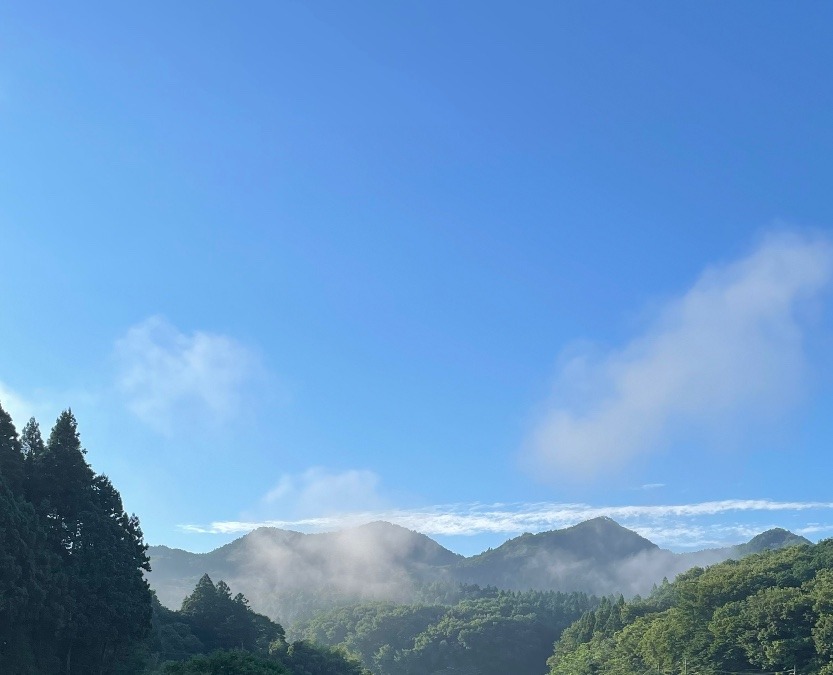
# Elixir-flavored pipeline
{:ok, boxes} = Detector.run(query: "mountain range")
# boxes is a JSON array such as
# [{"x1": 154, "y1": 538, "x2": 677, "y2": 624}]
[{"x1": 146, "y1": 518, "x2": 809, "y2": 626}]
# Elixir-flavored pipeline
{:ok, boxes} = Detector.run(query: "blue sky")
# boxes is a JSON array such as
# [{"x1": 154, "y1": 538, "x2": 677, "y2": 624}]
[{"x1": 3, "y1": 2, "x2": 833, "y2": 555}]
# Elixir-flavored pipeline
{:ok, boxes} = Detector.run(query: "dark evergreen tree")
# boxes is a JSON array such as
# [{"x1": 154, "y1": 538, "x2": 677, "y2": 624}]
[
  {"x1": 27, "y1": 410, "x2": 94, "y2": 558},
  {"x1": 67, "y1": 474, "x2": 153, "y2": 672},
  {"x1": 0, "y1": 406, "x2": 65, "y2": 674},
  {"x1": 180, "y1": 575, "x2": 282, "y2": 654},
  {"x1": 17, "y1": 410, "x2": 154, "y2": 673},
  {"x1": 180, "y1": 573, "x2": 222, "y2": 648},
  {"x1": 20, "y1": 416, "x2": 45, "y2": 488},
  {"x1": 0, "y1": 402, "x2": 24, "y2": 493},
  {"x1": 0, "y1": 475, "x2": 45, "y2": 671}
]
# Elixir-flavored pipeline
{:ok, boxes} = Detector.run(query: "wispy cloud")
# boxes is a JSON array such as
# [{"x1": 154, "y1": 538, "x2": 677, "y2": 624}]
[
  {"x1": 180, "y1": 497, "x2": 833, "y2": 549},
  {"x1": 262, "y1": 468, "x2": 384, "y2": 517},
  {"x1": 528, "y1": 232, "x2": 833, "y2": 478},
  {"x1": 0, "y1": 380, "x2": 36, "y2": 427},
  {"x1": 114, "y1": 316, "x2": 258, "y2": 433}
]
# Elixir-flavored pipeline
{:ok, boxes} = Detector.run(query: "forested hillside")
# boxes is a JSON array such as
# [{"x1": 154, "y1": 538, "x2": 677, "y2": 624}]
[
  {"x1": 144, "y1": 574, "x2": 369, "y2": 674},
  {"x1": 5, "y1": 400, "x2": 831, "y2": 675},
  {"x1": 0, "y1": 403, "x2": 368, "y2": 675},
  {"x1": 148, "y1": 522, "x2": 463, "y2": 624},
  {"x1": 547, "y1": 540, "x2": 833, "y2": 674},
  {"x1": 294, "y1": 588, "x2": 595, "y2": 675},
  {"x1": 0, "y1": 404, "x2": 151, "y2": 673},
  {"x1": 147, "y1": 517, "x2": 808, "y2": 624}
]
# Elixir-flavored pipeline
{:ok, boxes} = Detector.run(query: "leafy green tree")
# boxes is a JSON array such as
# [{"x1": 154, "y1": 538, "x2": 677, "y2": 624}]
[
  {"x1": 548, "y1": 540, "x2": 833, "y2": 675},
  {"x1": 162, "y1": 650, "x2": 289, "y2": 674},
  {"x1": 298, "y1": 590, "x2": 592, "y2": 675},
  {"x1": 278, "y1": 640, "x2": 369, "y2": 675},
  {"x1": 809, "y1": 568, "x2": 833, "y2": 669}
]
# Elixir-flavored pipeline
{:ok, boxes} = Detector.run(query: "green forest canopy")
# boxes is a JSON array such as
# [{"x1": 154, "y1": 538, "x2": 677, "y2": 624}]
[
  {"x1": 547, "y1": 540, "x2": 833, "y2": 675},
  {"x1": 3, "y1": 401, "x2": 832, "y2": 675},
  {"x1": 0, "y1": 403, "x2": 368, "y2": 675}
]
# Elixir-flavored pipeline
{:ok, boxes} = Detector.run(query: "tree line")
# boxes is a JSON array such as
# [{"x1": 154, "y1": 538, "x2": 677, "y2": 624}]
[
  {"x1": 0, "y1": 404, "x2": 151, "y2": 673},
  {"x1": 547, "y1": 539, "x2": 833, "y2": 674},
  {"x1": 6, "y1": 399, "x2": 832, "y2": 674},
  {"x1": 294, "y1": 587, "x2": 595, "y2": 674},
  {"x1": 0, "y1": 403, "x2": 368, "y2": 674},
  {"x1": 146, "y1": 573, "x2": 369, "y2": 674}
]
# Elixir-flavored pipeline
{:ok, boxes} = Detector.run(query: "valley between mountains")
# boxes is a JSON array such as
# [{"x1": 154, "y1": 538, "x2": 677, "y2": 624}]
[{"x1": 147, "y1": 516, "x2": 807, "y2": 626}]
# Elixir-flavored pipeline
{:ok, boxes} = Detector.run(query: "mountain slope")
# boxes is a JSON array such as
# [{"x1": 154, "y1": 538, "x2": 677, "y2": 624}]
[
  {"x1": 547, "y1": 538, "x2": 831, "y2": 675},
  {"x1": 147, "y1": 521, "x2": 462, "y2": 621},
  {"x1": 452, "y1": 517, "x2": 662, "y2": 594},
  {"x1": 147, "y1": 519, "x2": 810, "y2": 623}
]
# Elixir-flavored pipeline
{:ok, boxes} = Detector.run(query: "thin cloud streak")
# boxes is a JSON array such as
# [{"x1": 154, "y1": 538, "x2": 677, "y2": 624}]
[{"x1": 180, "y1": 498, "x2": 833, "y2": 549}]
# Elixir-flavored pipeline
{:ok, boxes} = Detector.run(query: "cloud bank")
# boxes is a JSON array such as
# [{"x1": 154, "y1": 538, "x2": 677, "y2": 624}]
[
  {"x1": 181, "y1": 497, "x2": 833, "y2": 549},
  {"x1": 114, "y1": 316, "x2": 257, "y2": 432},
  {"x1": 529, "y1": 232, "x2": 833, "y2": 477}
]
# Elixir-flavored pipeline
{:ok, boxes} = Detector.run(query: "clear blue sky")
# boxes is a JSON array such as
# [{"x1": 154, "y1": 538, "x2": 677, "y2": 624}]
[{"x1": 3, "y1": 2, "x2": 833, "y2": 555}]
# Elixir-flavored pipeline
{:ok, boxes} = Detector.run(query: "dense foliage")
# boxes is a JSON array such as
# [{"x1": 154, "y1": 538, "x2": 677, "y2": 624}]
[
  {"x1": 5, "y1": 399, "x2": 833, "y2": 675},
  {"x1": 0, "y1": 404, "x2": 152, "y2": 673},
  {"x1": 296, "y1": 588, "x2": 595, "y2": 675},
  {"x1": 547, "y1": 540, "x2": 833, "y2": 674},
  {"x1": 155, "y1": 642, "x2": 368, "y2": 675},
  {"x1": 143, "y1": 574, "x2": 368, "y2": 673},
  {"x1": 0, "y1": 403, "x2": 368, "y2": 675}
]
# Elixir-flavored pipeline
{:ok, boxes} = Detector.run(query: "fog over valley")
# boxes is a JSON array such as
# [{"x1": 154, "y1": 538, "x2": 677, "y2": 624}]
[
  {"x1": 4, "y1": 2, "x2": 833, "y2": 673},
  {"x1": 146, "y1": 518, "x2": 810, "y2": 625}
]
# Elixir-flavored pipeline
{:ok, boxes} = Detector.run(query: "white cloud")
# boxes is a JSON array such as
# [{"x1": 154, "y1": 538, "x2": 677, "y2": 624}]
[
  {"x1": 528, "y1": 232, "x2": 833, "y2": 477},
  {"x1": 114, "y1": 316, "x2": 257, "y2": 432},
  {"x1": 0, "y1": 380, "x2": 36, "y2": 427},
  {"x1": 262, "y1": 467, "x2": 384, "y2": 517},
  {"x1": 180, "y1": 497, "x2": 833, "y2": 549}
]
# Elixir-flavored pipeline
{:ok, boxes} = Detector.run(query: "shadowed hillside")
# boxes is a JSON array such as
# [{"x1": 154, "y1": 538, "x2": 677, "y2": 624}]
[{"x1": 147, "y1": 518, "x2": 809, "y2": 625}]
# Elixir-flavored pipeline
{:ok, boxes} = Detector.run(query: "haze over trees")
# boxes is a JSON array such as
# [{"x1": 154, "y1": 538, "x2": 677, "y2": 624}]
[
  {"x1": 547, "y1": 540, "x2": 833, "y2": 674},
  {"x1": 295, "y1": 589, "x2": 594, "y2": 675},
  {"x1": 4, "y1": 401, "x2": 831, "y2": 675},
  {"x1": 0, "y1": 403, "x2": 368, "y2": 675},
  {"x1": 146, "y1": 517, "x2": 809, "y2": 625},
  {"x1": 147, "y1": 574, "x2": 369, "y2": 675}
]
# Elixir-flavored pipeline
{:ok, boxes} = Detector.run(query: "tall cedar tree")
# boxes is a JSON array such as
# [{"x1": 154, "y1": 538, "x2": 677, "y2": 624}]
[
  {"x1": 7, "y1": 409, "x2": 153, "y2": 674},
  {"x1": 0, "y1": 403, "x2": 64, "y2": 673},
  {"x1": 0, "y1": 404, "x2": 24, "y2": 493},
  {"x1": 180, "y1": 574, "x2": 277, "y2": 652},
  {"x1": 20, "y1": 416, "x2": 46, "y2": 498}
]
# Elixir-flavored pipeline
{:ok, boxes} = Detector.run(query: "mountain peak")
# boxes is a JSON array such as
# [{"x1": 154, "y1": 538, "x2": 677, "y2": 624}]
[
  {"x1": 737, "y1": 527, "x2": 811, "y2": 555},
  {"x1": 571, "y1": 516, "x2": 623, "y2": 529}
]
